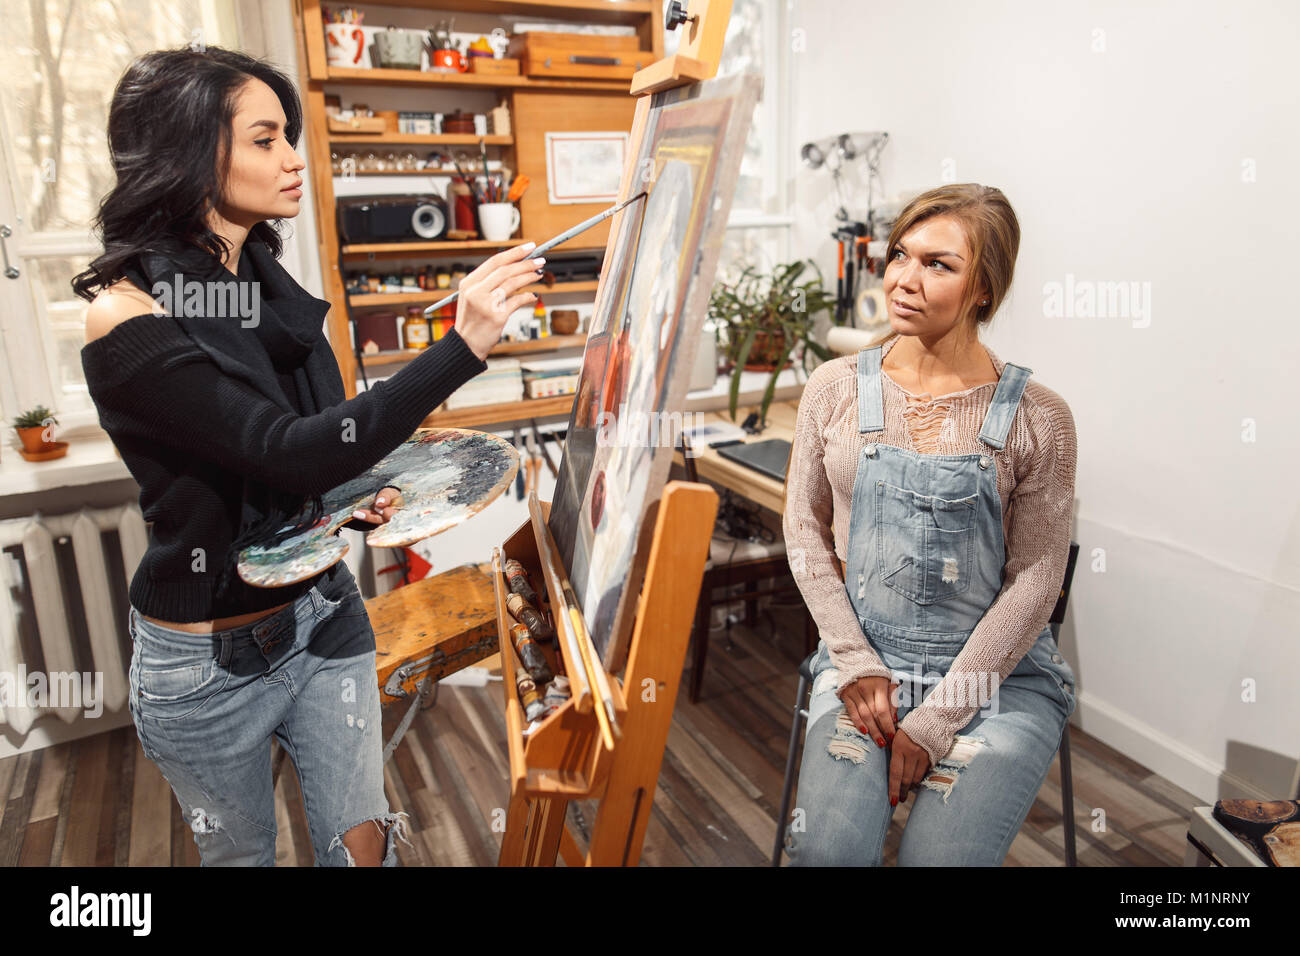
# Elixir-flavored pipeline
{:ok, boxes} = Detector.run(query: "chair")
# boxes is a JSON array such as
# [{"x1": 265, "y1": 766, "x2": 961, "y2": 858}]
[{"x1": 772, "y1": 542, "x2": 1081, "y2": 866}]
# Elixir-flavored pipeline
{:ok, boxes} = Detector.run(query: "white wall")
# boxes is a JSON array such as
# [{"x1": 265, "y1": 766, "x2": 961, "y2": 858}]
[{"x1": 789, "y1": 0, "x2": 1300, "y2": 802}]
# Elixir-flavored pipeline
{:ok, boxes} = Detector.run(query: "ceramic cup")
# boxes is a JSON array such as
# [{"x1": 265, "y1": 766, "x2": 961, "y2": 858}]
[
  {"x1": 325, "y1": 23, "x2": 371, "y2": 68},
  {"x1": 478, "y1": 202, "x2": 521, "y2": 242}
]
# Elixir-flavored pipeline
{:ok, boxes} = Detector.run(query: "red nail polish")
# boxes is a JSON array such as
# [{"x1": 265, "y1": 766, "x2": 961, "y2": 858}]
[
  {"x1": 891, "y1": 796, "x2": 898, "y2": 806},
  {"x1": 876, "y1": 737, "x2": 885, "y2": 747}
]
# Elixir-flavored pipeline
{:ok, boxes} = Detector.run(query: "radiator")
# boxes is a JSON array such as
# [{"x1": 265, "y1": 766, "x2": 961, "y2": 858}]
[{"x1": 0, "y1": 504, "x2": 143, "y2": 735}]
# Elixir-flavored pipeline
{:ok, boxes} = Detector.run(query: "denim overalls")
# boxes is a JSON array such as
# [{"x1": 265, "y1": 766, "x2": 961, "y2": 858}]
[{"x1": 786, "y1": 344, "x2": 1077, "y2": 867}]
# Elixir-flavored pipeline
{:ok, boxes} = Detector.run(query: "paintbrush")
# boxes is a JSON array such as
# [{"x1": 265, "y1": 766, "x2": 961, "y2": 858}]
[
  {"x1": 449, "y1": 153, "x2": 482, "y2": 203},
  {"x1": 424, "y1": 191, "x2": 647, "y2": 316}
]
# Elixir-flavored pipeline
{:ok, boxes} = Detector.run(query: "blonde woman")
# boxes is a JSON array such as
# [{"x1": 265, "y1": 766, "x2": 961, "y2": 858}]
[{"x1": 783, "y1": 184, "x2": 1078, "y2": 866}]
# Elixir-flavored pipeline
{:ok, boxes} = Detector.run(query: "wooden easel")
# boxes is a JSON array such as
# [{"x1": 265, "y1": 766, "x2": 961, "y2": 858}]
[
  {"x1": 495, "y1": 0, "x2": 731, "y2": 866},
  {"x1": 493, "y1": 482, "x2": 716, "y2": 866},
  {"x1": 630, "y1": 0, "x2": 733, "y2": 96}
]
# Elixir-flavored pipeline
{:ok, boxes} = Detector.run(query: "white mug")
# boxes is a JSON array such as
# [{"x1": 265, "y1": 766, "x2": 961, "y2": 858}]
[
  {"x1": 325, "y1": 23, "x2": 371, "y2": 68},
  {"x1": 478, "y1": 202, "x2": 521, "y2": 242}
]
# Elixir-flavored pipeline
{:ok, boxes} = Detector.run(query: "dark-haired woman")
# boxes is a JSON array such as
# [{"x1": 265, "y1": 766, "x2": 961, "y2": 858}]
[
  {"x1": 75, "y1": 47, "x2": 544, "y2": 865},
  {"x1": 782, "y1": 184, "x2": 1079, "y2": 866}
]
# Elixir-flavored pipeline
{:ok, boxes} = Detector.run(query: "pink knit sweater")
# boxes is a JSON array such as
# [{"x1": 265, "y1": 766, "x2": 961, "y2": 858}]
[{"x1": 783, "y1": 334, "x2": 1078, "y2": 768}]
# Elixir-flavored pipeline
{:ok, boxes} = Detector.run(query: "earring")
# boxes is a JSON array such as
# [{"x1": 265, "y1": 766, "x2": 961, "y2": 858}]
[{"x1": 981, "y1": 299, "x2": 989, "y2": 306}]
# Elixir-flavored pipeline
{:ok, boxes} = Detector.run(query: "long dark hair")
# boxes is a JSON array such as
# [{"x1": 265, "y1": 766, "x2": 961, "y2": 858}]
[
  {"x1": 71, "y1": 45, "x2": 302, "y2": 301},
  {"x1": 74, "y1": 46, "x2": 324, "y2": 603}
]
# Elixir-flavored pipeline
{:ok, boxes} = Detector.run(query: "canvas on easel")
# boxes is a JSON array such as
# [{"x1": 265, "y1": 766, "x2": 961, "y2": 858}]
[{"x1": 548, "y1": 72, "x2": 762, "y2": 673}]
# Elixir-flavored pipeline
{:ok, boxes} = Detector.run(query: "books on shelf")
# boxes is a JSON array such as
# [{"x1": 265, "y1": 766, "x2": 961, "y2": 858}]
[{"x1": 443, "y1": 357, "x2": 525, "y2": 410}]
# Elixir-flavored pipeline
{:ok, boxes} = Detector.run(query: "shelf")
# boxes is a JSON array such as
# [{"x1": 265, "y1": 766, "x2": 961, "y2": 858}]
[
  {"x1": 327, "y1": 0, "x2": 652, "y2": 19},
  {"x1": 347, "y1": 281, "x2": 598, "y2": 308},
  {"x1": 342, "y1": 239, "x2": 530, "y2": 256},
  {"x1": 333, "y1": 168, "x2": 497, "y2": 176},
  {"x1": 420, "y1": 394, "x2": 576, "y2": 429},
  {"x1": 329, "y1": 133, "x2": 513, "y2": 146},
  {"x1": 491, "y1": 334, "x2": 587, "y2": 355},
  {"x1": 325, "y1": 66, "x2": 629, "y2": 92},
  {"x1": 360, "y1": 334, "x2": 587, "y2": 368}
]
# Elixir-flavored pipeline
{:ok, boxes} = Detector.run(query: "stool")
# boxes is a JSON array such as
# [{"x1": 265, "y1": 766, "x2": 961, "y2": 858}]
[
  {"x1": 271, "y1": 562, "x2": 499, "y2": 785},
  {"x1": 771, "y1": 542, "x2": 1081, "y2": 866}
]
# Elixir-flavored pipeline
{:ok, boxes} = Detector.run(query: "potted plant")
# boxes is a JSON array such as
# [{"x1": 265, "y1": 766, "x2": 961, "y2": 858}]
[
  {"x1": 12, "y1": 405, "x2": 61, "y2": 454},
  {"x1": 708, "y1": 259, "x2": 835, "y2": 426}
]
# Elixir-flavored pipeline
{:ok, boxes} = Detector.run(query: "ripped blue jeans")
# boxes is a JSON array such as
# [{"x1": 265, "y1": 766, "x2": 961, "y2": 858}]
[
  {"x1": 786, "y1": 628, "x2": 1075, "y2": 866},
  {"x1": 127, "y1": 561, "x2": 411, "y2": 866}
]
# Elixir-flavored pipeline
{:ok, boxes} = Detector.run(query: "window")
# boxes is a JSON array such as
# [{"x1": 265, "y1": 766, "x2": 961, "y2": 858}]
[
  {"x1": 0, "y1": 0, "x2": 242, "y2": 435},
  {"x1": 665, "y1": 0, "x2": 794, "y2": 280}
]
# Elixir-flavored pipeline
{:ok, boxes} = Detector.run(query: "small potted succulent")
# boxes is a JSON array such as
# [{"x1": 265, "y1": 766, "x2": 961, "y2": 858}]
[
  {"x1": 12, "y1": 405, "x2": 66, "y2": 460},
  {"x1": 708, "y1": 259, "x2": 835, "y2": 426}
]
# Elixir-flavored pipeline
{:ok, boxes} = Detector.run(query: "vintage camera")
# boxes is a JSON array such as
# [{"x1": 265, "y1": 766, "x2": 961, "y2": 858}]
[{"x1": 337, "y1": 194, "x2": 448, "y2": 243}]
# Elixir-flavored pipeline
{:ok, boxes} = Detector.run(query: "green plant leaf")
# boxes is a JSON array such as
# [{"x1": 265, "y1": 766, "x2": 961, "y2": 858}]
[
  {"x1": 758, "y1": 333, "x2": 797, "y2": 427},
  {"x1": 728, "y1": 325, "x2": 757, "y2": 420}
]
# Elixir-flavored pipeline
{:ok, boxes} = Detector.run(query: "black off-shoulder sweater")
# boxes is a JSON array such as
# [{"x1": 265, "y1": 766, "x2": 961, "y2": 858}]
[{"x1": 79, "y1": 237, "x2": 486, "y2": 622}]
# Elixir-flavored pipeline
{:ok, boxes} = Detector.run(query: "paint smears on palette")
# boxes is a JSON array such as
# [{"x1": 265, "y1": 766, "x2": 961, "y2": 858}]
[{"x1": 237, "y1": 427, "x2": 519, "y2": 588}]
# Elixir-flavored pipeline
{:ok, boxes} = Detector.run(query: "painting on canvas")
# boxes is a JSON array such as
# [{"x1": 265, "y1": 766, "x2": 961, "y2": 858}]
[{"x1": 548, "y1": 73, "x2": 762, "y2": 671}]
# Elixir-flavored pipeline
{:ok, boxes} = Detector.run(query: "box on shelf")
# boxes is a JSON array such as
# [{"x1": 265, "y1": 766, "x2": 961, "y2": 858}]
[
  {"x1": 470, "y1": 57, "x2": 520, "y2": 75},
  {"x1": 506, "y1": 31, "x2": 654, "y2": 80},
  {"x1": 327, "y1": 114, "x2": 387, "y2": 134},
  {"x1": 525, "y1": 373, "x2": 579, "y2": 399},
  {"x1": 521, "y1": 356, "x2": 581, "y2": 399}
]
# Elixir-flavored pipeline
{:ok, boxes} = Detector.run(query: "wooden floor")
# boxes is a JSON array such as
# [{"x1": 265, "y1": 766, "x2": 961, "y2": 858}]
[{"x1": 0, "y1": 602, "x2": 1202, "y2": 866}]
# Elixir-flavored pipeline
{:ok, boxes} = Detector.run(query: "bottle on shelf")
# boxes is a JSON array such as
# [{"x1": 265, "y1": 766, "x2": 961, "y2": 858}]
[
  {"x1": 532, "y1": 297, "x2": 546, "y2": 340},
  {"x1": 402, "y1": 307, "x2": 430, "y2": 350}
]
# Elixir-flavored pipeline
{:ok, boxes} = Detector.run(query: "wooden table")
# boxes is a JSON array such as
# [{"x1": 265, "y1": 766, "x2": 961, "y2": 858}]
[{"x1": 671, "y1": 399, "x2": 799, "y2": 516}]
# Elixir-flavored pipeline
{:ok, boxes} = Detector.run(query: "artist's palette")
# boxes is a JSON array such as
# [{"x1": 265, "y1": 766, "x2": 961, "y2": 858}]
[{"x1": 237, "y1": 427, "x2": 519, "y2": 588}]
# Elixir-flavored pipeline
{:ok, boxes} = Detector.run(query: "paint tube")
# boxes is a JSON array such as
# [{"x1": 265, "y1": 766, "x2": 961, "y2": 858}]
[
  {"x1": 532, "y1": 674, "x2": 571, "y2": 720},
  {"x1": 542, "y1": 675, "x2": 570, "y2": 708},
  {"x1": 510, "y1": 622, "x2": 554, "y2": 685},
  {"x1": 506, "y1": 592, "x2": 555, "y2": 643},
  {"x1": 503, "y1": 558, "x2": 539, "y2": 604},
  {"x1": 515, "y1": 667, "x2": 545, "y2": 722}
]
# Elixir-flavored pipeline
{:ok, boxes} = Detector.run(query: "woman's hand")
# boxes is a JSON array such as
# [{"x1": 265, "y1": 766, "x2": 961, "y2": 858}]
[
  {"x1": 454, "y1": 241, "x2": 546, "y2": 361},
  {"x1": 351, "y1": 486, "x2": 403, "y2": 525},
  {"x1": 888, "y1": 729, "x2": 932, "y2": 807},
  {"x1": 840, "y1": 675, "x2": 899, "y2": 749}
]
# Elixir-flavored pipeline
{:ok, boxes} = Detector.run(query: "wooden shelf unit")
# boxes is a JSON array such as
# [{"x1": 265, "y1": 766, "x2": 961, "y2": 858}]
[{"x1": 294, "y1": 0, "x2": 660, "y2": 429}]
